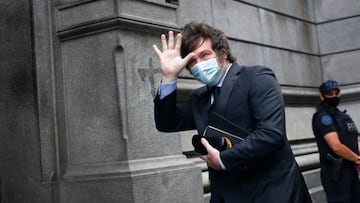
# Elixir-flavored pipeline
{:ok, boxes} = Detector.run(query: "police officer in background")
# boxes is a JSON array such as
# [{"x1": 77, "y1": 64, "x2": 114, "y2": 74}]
[{"x1": 312, "y1": 80, "x2": 360, "y2": 203}]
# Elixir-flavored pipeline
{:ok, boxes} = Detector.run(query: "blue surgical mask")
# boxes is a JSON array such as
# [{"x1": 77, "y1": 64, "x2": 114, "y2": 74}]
[{"x1": 190, "y1": 58, "x2": 222, "y2": 87}]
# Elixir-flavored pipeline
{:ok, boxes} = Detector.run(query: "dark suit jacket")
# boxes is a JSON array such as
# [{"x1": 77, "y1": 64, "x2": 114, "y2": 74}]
[{"x1": 154, "y1": 63, "x2": 312, "y2": 203}]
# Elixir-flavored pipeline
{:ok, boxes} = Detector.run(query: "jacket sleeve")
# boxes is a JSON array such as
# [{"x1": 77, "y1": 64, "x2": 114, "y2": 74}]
[
  {"x1": 220, "y1": 67, "x2": 288, "y2": 171},
  {"x1": 154, "y1": 90, "x2": 195, "y2": 132}
]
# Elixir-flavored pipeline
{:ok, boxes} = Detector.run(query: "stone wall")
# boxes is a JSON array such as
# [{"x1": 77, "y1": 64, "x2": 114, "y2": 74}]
[{"x1": 1, "y1": 0, "x2": 360, "y2": 202}]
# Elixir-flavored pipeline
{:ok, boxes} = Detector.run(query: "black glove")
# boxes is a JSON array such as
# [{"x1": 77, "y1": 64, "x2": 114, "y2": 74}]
[
  {"x1": 192, "y1": 135, "x2": 207, "y2": 155},
  {"x1": 192, "y1": 135, "x2": 227, "y2": 155}
]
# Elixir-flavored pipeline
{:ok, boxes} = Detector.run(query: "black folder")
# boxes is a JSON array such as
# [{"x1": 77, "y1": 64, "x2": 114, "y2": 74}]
[
  {"x1": 204, "y1": 112, "x2": 250, "y2": 147},
  {"x1": 192, "y1": 112, "x2": 250, "y2": 154}
]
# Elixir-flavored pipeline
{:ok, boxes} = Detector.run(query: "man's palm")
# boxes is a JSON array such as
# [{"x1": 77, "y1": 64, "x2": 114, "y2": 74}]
[{"x1": 152, "y1": 31, "x2": 194, "y2": 82}]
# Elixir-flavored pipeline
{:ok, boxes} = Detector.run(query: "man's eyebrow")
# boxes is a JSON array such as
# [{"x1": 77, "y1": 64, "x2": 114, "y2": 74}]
[{"x1": 198, "y1": 49, "x2": 212, "y2": 55}]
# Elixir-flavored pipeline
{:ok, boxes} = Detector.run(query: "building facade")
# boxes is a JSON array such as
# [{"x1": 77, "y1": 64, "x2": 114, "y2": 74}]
[{"x1": 1, "y1": 0, "x2": 360, "y2": 202}]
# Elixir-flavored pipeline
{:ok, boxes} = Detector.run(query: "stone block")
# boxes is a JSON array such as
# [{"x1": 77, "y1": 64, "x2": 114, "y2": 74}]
[
  {"x1": 318, "y1": 17, "x2": 360, "y2": 54},
  {"x1": 230, "y1": 39, "x2": 321, "y2": 86},
  {"x1": 177, "y1": 0, "x2": 213, "y2": 26},
  {"x1": 303, "y1": 169, "x2": 327, "y2": 203},
  {"x1": 262, "y1": 47, "x2": 321, "y2": 86},
  {"x1": 259, "y1": 9, "x2": 318, "y2": 54},
  {"x1": 321, "y1": 50, "x2": 360, "y2": 83},
  {"x1": 212, "y1": 0, "x2": 262, "y2": 43},
  {"x1": 341, "y1": 101, "x2": 360, "y2": 127},
  {"x1": 60, "y1": 31, "x2": 127, "y2": 167},
  {"x1": 212, "y1": 1, "x2": 318, "y2": 54},
  {"x1": 314, "y1": 0, "x2": 360, "y2": 22},
  {"x1": 229, "y1": 41, "x2": 265, "y2": 67},
  {"x1": 285, "y1": 107, "x2": 316, "y2": 140},
  {"x1": 241, "y1": 0, "x2": 316, "y2": 22},
  {"x1": 56, "y1": 0, "x2": 179, "y2": 33}
]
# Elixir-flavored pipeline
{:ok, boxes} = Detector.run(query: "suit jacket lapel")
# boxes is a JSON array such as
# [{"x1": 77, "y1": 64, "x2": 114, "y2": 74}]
[{"x1": 216, "y1": 63, "x2": 243, "y2": 113}]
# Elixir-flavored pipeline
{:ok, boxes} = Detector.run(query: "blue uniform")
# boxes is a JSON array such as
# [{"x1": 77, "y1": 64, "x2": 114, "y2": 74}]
[{"x1": 312, "y1": 103, "x2": 360, "y2": 203}]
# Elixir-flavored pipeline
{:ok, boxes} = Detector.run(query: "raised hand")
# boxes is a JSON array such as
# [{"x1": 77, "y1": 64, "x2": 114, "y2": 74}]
[{"x1": 152, "y1": 31, "x2": 195, "y2": 82}]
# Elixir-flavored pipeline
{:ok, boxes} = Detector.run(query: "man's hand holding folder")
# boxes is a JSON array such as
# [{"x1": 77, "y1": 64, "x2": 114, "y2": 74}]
[{"x1": 192, "y1": 112, "x2": 250, "y2": 154}]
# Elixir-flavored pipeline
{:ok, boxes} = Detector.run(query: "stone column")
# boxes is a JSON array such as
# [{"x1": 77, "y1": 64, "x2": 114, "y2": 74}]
[{"x1": 28, "y1": 0, "x2": 203, "y2": 202}]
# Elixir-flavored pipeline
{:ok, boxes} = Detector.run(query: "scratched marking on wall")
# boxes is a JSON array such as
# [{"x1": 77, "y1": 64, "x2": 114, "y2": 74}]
[{"x1": 137, "y1": 57, "x2": 161, "y2": 97}]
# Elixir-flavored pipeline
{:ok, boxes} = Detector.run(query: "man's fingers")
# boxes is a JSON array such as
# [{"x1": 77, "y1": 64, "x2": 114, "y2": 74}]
[
  {"x1": 175, "y1": 33, "x2": 182, "y2": 50},
  {"x1": 152, "y1": 44, "x2": 161, "y2": 56},
  {"x1": 161, "y1": 34, "x2": 167, "y2": 51},
  {"x1": 201, "y1": 138, "x2": 211, "y2": 150},
  {"x1": 168, "y1": 31, "x2": 174, "y2": 49},
  {"x1": 182, "y1": 52, "x2": 195, "y2": 66},
  {"x1": 200, "y1": 138, "x2": 221, "y2": 170},
  {"x1": 199, "y1": 155, "x2": 207, "y2": 162}
]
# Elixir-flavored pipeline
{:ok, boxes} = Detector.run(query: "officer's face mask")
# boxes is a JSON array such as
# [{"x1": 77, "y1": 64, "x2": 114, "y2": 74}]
[
  {"x1": 190, "y1": 58, "x2": 222, "y2": 87},
  {"x1": 324, "y1": 96, "x2": 340, "y2": 107}
]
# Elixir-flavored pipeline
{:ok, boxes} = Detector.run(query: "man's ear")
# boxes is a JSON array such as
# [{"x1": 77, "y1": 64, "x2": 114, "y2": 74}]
[{"x1": 320, "y1": 95, "x2": 324, "y2": 101}]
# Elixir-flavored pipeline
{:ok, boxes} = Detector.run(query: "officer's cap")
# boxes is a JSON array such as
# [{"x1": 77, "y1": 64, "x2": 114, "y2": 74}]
[{"x1": 319, "y1": 80, "x2": 340, "y2": 95}]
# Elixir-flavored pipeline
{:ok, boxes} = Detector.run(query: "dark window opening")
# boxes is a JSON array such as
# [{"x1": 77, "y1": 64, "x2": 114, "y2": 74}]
[{"x1": 166, "y1": 0, "x2": 178, "y2": 5}]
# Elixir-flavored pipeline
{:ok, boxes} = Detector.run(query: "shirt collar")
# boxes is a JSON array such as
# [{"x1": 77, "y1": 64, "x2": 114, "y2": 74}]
[{"x1": 216, "y1": 63, "x2": 232, "y2": 87}]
